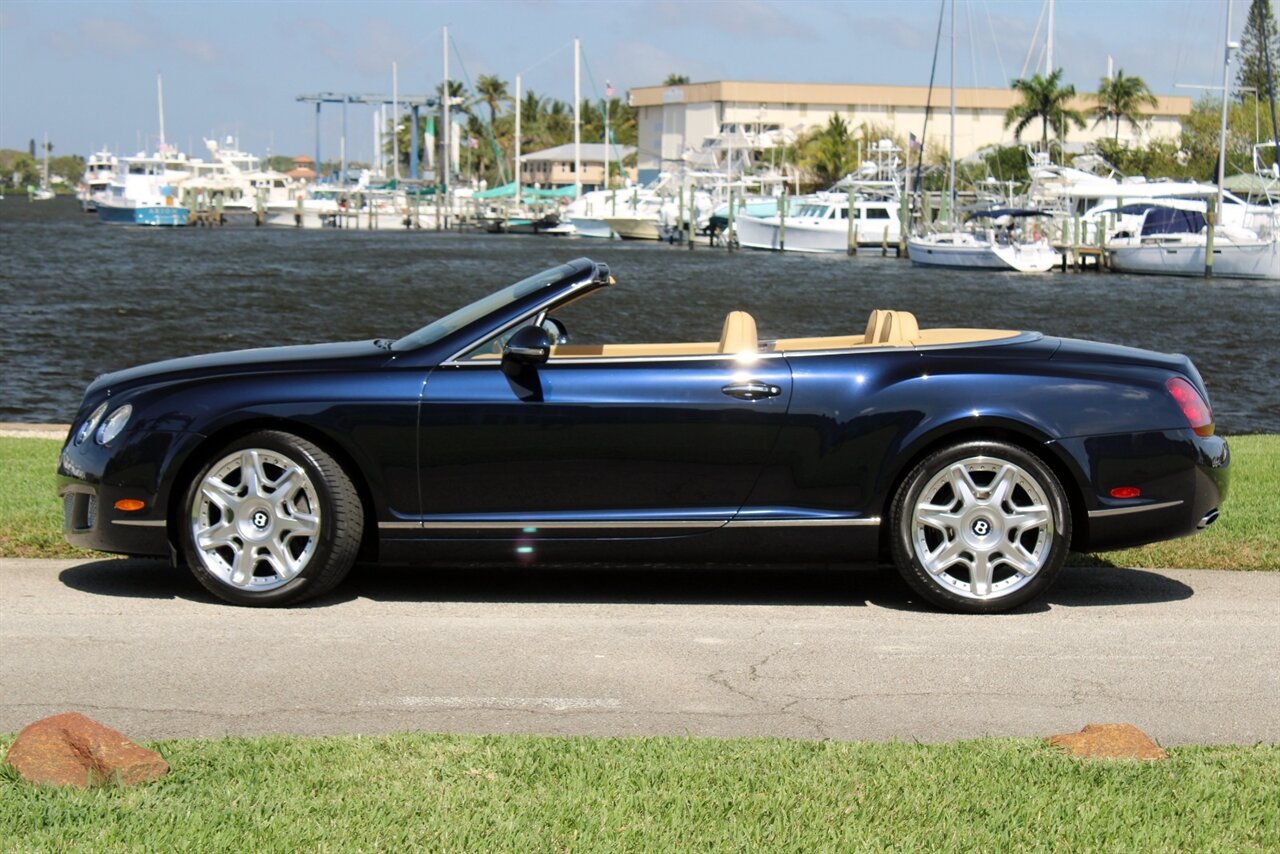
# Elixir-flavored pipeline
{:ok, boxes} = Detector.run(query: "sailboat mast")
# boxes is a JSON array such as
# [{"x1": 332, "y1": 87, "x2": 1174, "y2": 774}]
[
  {"x1": 515, "y1": 73, "x2": 522, "y2": 203},
  {"x1": 574, "y1": 37, "x2": 581, "y2": 199},
  {"x1": 1217, "y1": 0, "x2": 1233, "y2": 216},
  {"x1": 392, "y1": 62, "x2": 399, "y2": 180},
  {"x1": 157, "y1": 73, "x2": 166, "y2": 153},
  {"x1": 948, "y1": 0, "x2": 956, "y2": 229},
  {"x1": 442, "y1": 26, "x2": 450, "y2": 195},
  {"x1": 1046, "y1": 0, "x2": 1054, "y2": 75}
]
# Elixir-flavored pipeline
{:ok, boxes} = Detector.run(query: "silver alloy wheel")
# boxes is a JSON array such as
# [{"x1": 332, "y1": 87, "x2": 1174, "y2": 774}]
[
  {"x1": 910, "y1": 455, "x2": 1054, "y2": 600},
  {"x1": 190, "y1": 448, "x2": 321, "y2": 591}
]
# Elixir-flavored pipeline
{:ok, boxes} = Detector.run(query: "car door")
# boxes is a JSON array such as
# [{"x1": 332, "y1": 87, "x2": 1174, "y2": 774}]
[{"x1": 415, "y1": 353, "x2": 793, "y2": 535}]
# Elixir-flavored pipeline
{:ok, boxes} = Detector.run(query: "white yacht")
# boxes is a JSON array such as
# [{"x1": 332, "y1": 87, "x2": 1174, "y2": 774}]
[
  {"x1": 96, "y1": 150, "x2": 193, "y2": 226},
  {"x1": 736, "y1": 194, "x2": 901, "y2": 253},
  {"x1": 77, "y1": 149, "x2": 116, "y2": 212}
]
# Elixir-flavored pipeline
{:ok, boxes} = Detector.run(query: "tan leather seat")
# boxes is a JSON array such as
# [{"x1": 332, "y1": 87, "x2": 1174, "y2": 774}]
[{"x1": 719, "y1": 311, "x2": 758, "y2": 354}]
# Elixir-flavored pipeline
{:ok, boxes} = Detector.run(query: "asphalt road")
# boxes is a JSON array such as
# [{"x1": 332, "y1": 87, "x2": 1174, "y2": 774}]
[{"x1": 1, "y1": 557, "x2": 1277, "y2": 745}]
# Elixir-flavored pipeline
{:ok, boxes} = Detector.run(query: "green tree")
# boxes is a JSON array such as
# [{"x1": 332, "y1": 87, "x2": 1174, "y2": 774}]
[
  {"x1": 801, "y1": 115, "x2": 859, "y2": 186},
  {"x1": 663, "y1": 74, "x2": 690, "y2": 86},
  {"x1": 475, "y1": 74, "x2": 511, "y2": 130},
  {"x1": 1237, "y1": 0, "x2": 1280, "y2": 102},
  {"x1": 1004, "y1": 69, "x2": 1087, "y2": 154},
  {"x1": 1093, "y1": 70, "x2": 1159, "y2": 142}
]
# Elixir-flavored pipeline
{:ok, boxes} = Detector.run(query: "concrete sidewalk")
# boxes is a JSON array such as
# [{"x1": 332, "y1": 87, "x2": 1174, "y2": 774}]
[{"x1": 1, "y1": 557, "x2": 1277, "y2": 745}]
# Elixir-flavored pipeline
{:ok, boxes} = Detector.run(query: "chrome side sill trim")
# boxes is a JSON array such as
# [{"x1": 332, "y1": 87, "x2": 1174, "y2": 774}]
[
  {"x1": 725, "y1": 517, "x2": 880, "y2": 528},
  {"x1": 1087, "y1": 500, "x2": 1184, "y2": 519},
  {"x1": 419, "y1": 519, "x2": 726, "y2": 530},
  {"x1": 382, "y1": 517, "x2": 881, "y2": 531},
  {"x1": 111, "y1": 519, "x2": 167, "y2": 528}
]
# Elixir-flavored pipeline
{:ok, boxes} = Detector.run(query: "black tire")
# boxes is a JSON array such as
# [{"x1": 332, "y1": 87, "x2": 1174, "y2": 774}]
[
  {"x1": 889, "y1": 440, "x2": 1071, "y2": 614},
  {"x1": 180, "y1": 430, "x2": 363, "y2": 606}
]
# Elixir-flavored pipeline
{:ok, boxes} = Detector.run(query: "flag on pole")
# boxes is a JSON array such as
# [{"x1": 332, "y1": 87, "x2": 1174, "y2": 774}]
[
  {"x1": 909, "y1": 132, "x2": 921, "y2": 151},
  {"x1": 605, "y1": 80, "x2": 614, "y2": 98},
  {"x1": 468, "y1": 137, "x2": 479, "y2": 150}
]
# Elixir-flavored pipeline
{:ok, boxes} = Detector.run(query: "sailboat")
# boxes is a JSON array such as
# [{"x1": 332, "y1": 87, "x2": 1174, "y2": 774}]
[
  {"x1": 30, "y1": 133, "x2": 55, "y2": 201},
  {"x1": 907, "y1": 0, "x2": 1061, "y2": 272}
]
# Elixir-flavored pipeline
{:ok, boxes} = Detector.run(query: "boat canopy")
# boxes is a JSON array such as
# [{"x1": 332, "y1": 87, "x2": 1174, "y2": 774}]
[
  {"x1": 965, "y1": 208, "x2": 1050, "y2": 220},
  {"x1": 1141, "y1": 207, "x2": 1207, "y2": 236},
  {"x1": 473, "y1": 182, "x2": 579, "y2": 200}
]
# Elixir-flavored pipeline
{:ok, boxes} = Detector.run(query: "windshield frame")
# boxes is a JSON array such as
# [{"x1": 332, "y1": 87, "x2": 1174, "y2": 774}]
[{"x1": 392, "y1": 261, "x2": 590, "y2": 352}]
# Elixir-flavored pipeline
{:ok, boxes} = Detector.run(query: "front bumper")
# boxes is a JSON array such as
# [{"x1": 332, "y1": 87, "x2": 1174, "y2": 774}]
[{"x1": 57, "y1": 429, "x2": 205, "y2": 557}]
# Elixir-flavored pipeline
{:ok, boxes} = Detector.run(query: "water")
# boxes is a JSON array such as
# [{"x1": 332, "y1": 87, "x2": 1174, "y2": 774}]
[{"x1": 2, "y1": 196, "x2": 1277, "y2": 433}]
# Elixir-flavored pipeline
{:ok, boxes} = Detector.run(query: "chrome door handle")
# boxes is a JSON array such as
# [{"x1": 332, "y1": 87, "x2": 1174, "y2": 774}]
[{"x1": 721, "y1": 381, "x2": 781, "y2": 400}]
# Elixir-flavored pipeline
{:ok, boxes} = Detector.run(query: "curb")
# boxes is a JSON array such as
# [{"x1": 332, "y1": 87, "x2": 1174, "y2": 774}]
[{"x1": 0, "y1": 423, "x2": 69, "y2": 441}]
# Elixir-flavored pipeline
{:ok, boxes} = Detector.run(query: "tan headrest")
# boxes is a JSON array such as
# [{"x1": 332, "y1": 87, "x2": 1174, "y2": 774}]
[
  {"x1": 719, "y1": 311, "x2": 758, "y2": 354},
  {"x1": 885, "y1": 310, "x2": 919, "y2": 344},
  {"x1": 865, "y1": 309, "x2": 919, "y2": 345},
  {"x1": 864, "y1": 309, "x2": 890, "y2": 343}
]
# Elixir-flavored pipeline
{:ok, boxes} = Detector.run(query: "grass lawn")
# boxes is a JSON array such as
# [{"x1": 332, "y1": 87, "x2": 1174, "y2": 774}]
[
  {"x1": 2, "y1": 433, "x2": 1275, "y2": 569},
  {"x1": 1, "y1": 733, "x2": 1277, "y2": 851}
]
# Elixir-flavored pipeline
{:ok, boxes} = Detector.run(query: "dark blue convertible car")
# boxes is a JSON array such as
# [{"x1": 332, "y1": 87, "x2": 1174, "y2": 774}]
[{"x1": 58, "y1": 258, "x2": 1228, "y2": 612}]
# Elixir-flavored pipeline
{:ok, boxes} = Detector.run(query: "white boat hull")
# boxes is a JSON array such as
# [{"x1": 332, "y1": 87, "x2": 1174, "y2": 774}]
[
  {"x1": 565, "y1": 217, "x2": 616, "y2": 239},
  {"x1": 1109, "y1": 237, "x2": 1280, "y2": 279},
  {"x1": 604, "y1": 216, "x2": 663, "y2": 240},
  {"x1": 907, "y1": 235, "x2": 1061, "y2": 272},
  {"x1": 736, "y1": 213, "x2": 901, "y2": 253}
]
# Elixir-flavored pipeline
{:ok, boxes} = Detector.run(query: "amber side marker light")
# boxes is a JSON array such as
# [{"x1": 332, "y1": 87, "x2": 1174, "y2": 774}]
[
  {"x1": 114, "y1": 499, "x2": 146, "y2": 512},
  {"x1": 1109, "y1": 487, "x2": 1142, "y2": 499}
]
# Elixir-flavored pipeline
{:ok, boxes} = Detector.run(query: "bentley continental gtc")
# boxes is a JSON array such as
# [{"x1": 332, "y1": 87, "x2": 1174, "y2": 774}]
[{"x1": 58, "y1": 258, "x2": 1229, "y2": 612}]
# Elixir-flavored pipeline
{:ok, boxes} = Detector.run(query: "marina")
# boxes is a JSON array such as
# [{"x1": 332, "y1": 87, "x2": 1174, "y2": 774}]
[{"x1": 1, "y1": 195, "x2": 1276, "y2": 435}]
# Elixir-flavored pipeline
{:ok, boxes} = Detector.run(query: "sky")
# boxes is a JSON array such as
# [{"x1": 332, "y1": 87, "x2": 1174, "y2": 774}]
[{"x1": 0, "y1": 0, "x2": 1249, "y2": 164}]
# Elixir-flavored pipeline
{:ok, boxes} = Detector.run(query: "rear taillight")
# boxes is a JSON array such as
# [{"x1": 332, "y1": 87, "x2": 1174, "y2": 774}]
[{"x1": 1166, "y1": 377, "x2": 1214, "y2": 437}]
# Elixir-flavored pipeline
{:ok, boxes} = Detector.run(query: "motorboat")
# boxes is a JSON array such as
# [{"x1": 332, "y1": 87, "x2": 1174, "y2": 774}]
[
  {"x1": 77, "y1": 149, "x2": 116, "y2": 212},
  {"x1": 96, "y1": 151, "x2": 191, "y2": 226}
]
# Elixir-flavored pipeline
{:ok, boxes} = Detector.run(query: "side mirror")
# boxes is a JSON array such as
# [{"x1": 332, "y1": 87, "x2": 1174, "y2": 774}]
[{"x1": 501, "y1": 325, "x2": 552, "y2": 377}]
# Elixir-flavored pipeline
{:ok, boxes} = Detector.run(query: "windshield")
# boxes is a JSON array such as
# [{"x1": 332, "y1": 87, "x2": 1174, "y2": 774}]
[{"x1": 393, "y1": 262, "x2": 582, "y2": 350}]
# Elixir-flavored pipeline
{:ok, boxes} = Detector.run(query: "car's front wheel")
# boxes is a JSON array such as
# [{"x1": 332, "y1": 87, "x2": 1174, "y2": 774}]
[
  {"x1": 180, "y1": 431, "x2": 363, "y2": 606},
  {"x1": 889, "y1": 440, "x2": 1071, "y2": 613}
]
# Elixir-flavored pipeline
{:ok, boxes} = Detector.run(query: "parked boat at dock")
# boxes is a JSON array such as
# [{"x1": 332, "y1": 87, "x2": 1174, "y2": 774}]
[
  {"x1": 1106, "y1": 205, "x2": 1280, "y2": 280},
  {"x1": 76, "y1": 149, "x2": 115, "y2": 212},
  {"x1": 96, "y1": 152, "x2": 191, "y2": 226}
]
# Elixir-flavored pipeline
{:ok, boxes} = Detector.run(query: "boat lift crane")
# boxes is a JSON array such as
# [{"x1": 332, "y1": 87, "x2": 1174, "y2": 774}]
[{"x1": 297, "y1": 92, "x2": 438, "y2": 183}]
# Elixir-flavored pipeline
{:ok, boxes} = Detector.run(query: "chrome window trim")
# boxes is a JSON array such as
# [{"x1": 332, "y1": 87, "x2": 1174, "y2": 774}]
[
  {"x1": 444, "y1": 352, "x2": 788, "y2": 368},
  {"x1": 1087, "y1": 499, "x2": 1184, "y2": 519}
]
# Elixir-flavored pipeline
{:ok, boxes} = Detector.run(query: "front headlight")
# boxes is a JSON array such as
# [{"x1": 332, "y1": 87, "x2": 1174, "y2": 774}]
[
  {"x1": 75, "y1": 403, "x2": 108, "y2": 445},
  {"x1": 96, "y1": 405, "x2": 132, "y2": 445}
]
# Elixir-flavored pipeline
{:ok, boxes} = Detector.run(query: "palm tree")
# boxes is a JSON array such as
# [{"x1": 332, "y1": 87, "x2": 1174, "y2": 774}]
[
  {"x1": 802, "y1": 115, "x2": 859, "y2": 186},
  {"x1": 1004, "y1": 69, "x2": 1087, "y2": 152},
  {"x1": 1093, "y1": 70, "x2": 1159, "y2": 143},
  {"x1": 663, "y1": 74, "x2": 691, "y2": 86},
  {"x1": 475, "y1": 74, "x2": 511, "y2": 129}
]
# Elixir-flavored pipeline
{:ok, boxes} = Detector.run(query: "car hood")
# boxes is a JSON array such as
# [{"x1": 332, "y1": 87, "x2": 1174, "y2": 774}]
[{"x1": 87, "y1": 340, "x2": 394, "y2": 396}]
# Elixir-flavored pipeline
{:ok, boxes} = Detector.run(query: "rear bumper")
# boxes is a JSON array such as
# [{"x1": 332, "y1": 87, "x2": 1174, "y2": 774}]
[{"x1": 1057, "y1": 429, "x2": 1229, "y2": 552}]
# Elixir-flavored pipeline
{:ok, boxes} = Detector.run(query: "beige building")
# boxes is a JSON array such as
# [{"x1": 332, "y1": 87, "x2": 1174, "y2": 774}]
[
  {"x1": 519, "y1": 143, "x2": 638, "y2": 191},
  {"x1": 629, "y1": 80, "x2": 1192, "y2": 182}
]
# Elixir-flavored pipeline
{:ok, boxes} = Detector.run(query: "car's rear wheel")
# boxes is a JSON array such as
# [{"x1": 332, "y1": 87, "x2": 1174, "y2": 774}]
[
  {"x1": 889, "y1": 440, "x2": 1070, "y2": 613},
  {"x1": 181, "y1": 431, "x2": 362, "y2": 606}
]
